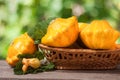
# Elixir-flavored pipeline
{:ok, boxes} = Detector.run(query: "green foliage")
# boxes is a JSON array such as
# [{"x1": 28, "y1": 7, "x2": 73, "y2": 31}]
[
  {"x1": 40, "y1": 62, "x2": 55, "y2": 71},
  {"x1": 14, "y1": 59, "x2": 55, "y2": 75},
  {"x1": 17, "y1": 51, "x2": 44, "y2": 60},
  {"x1": 14, "y1": 51, "x2": 55, "y2": 75},
  {"x1": 27, "y1": 17, "x2": 55, "y2": 44},
  {"x1": 0, "y1": 0, "x2": 120, "y2": 59},
  {"x1": 14, "y1": 59, "x2": 23, "y2": 75}
]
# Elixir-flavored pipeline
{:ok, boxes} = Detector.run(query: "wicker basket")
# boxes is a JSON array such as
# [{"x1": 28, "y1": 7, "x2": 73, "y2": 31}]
[{"x1": 39, "y1": 44, "x2": 120, "y2": 69}]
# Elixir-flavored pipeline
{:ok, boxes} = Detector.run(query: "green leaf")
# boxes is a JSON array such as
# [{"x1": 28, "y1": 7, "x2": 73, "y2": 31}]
[
  {"x1": 27, "y1": 17, "x2": 56, "y2": 43},
  {"x1": 14, "y1": 59, "x2": 24, "y2": 75},
  {"x1": 17, "y1": 51, "x2": 44, "y2": 60},
  {"x1": 14, "y1": 51, "x2": 55, "y2": 75},
  {"x1": 24, "y1": 62, "x2": 55, "y2": 74},
  {"x1": 17, "y1": 54, "x2": 34, "y2": 59},
  {"x1": 34, "y1": 51, "x2": 44, "y2": 60},
  {"x1": 40, "y1": 62, "x2": 55, "y2": 71}
]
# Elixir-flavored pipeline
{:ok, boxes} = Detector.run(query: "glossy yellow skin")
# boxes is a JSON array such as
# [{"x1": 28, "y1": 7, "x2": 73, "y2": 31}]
[
  {"x1": 78, "y1": 23, "x2": 88, "y2": 32},
  {"x1": 80, "y1": 20, "x2": 120, "y2": 49},
  {"x1": 6, "y1": 33, "x2": 36, "y2": 66},
  {"x1": 41, "y1": 16, "x2": 79, "y2": 47}
]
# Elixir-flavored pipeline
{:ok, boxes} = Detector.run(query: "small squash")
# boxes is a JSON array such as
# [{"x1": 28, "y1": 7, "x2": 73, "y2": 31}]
[
  {"x1": 41, "y1": 16, "x2": 79, "y2": 47},
  {"x1": 6, "y1": 33, "x2": 36, "y2": 66},
  {"x1": 22, "y1": 58, "x2": 41, "y2": 72},
  {"x1": 80, "y1": 20, "x2": 120, "y2": 49}
]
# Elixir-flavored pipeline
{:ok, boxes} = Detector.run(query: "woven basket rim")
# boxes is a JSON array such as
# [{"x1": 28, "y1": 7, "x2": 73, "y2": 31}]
[{"x1": 39, "y1": 44, "x2": 120, "y2": 53}]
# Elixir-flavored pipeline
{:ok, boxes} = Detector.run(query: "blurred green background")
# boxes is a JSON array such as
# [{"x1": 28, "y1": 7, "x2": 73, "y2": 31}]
[{"x1": 0, "y1": 0, "x2": 120, "y2": 59}]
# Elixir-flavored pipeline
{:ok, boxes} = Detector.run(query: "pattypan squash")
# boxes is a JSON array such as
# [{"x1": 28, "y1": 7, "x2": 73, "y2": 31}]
[
  {"x1": 80, "y1": 20, "x2": 120, "y2": 49},
  {"x1": 6, "y1": 33, "x2": 36, "y2": 66},
  {"x1": 41, "y1": 16, "x2": 79, "y2": 47}
]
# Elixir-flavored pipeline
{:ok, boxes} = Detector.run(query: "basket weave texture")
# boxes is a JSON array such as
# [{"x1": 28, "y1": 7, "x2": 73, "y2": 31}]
[{"x1": 39, "y1": 44, "x2": 120, "y2": 69}]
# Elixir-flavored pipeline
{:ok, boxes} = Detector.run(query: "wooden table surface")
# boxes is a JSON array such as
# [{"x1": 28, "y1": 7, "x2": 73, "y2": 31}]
[{"x1": 0, "y1": 60, "x2": 120, "y2": 80}]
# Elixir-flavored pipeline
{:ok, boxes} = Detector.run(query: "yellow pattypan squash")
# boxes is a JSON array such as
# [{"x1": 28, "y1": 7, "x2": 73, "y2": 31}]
[
  {"x1": 6, "y1": 33, "x2": 36, "y2": 66},
  {"x1": 80, "y1": 20, "x2": 120, "y2": 49},
  {"x1": 41, "y1": 16, "x2": 79, "y2": 47}
]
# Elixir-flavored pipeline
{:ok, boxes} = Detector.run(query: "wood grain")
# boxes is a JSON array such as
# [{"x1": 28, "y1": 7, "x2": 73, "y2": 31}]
[{"x1": 0, "y1": 60, "x2": 120, "y2": 80}]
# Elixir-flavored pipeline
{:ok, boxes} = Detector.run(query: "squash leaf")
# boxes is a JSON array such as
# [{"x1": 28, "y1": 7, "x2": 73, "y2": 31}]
[
  {"x1": 14, "y1": 51, "x2": 55, "y2": 75},
  {"x1": 27, "y1": 17, "x2": 55, "y2": 44}
]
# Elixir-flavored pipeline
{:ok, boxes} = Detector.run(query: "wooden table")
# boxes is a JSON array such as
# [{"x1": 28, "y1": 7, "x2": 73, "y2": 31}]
[{"x1": 0, "y1": 60, "x2": 120, "y2": 80}]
